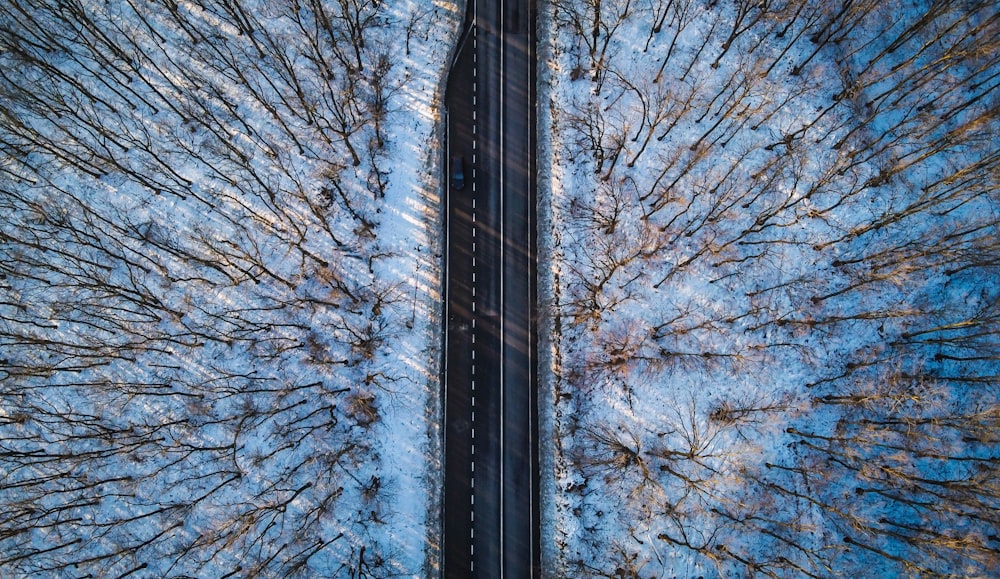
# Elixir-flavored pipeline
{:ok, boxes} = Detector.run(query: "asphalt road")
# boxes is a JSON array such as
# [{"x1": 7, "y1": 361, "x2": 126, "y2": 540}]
[{"x1": 443, "y1": 0, "x2": 538, "y2": 576}]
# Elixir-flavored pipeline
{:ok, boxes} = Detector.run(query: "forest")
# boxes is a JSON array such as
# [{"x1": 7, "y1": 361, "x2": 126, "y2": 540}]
[
  {"x1": 539, "y1": 0, "x2": 1000, "y2": 576},
  {"x1": 1, "y1": 0, "x2": 998, "y2": 576},
  {"x1": 0, "y1": 0, "x2": 450, "y2": 576}
]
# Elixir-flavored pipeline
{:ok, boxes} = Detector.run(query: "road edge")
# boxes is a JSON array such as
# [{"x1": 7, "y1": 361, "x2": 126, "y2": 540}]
[
  {"x1": 533, "y1": 0, "x2": 565, "y2": 576},
  {"x1": 434, "y1": 2, "x2": 469, "y2": 577}
]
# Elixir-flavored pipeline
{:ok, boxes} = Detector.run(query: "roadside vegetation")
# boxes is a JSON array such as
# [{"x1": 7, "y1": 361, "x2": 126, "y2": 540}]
[
  {"x1": 540, "y1": 0, "x2": 1000, "y2": 575},
  {"x1": 0, "y1": 0, "x2": 451, "y2": 575}
]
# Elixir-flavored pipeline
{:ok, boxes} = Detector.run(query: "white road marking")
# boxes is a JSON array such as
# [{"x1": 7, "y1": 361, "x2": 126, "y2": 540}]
[{"x1": 470, "y1": 13, "x2": 480, "y2": 570}]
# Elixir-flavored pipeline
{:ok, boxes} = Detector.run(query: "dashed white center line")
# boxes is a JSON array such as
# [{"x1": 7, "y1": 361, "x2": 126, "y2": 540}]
[{"x1": 469, "y1": 17, "x2": 479, "y2": 572}]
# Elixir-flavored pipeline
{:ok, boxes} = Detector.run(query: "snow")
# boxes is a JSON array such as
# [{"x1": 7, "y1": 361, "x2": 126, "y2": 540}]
[
  {"x1": 0, "y1": 0, "x2": 459, "y2": 575},
  {"x1": 539, "y1": 0, "x2": 1000, "y2": 576},
  {"x1": 2, "y1": 0, "x2": 997, "y2": 574}
]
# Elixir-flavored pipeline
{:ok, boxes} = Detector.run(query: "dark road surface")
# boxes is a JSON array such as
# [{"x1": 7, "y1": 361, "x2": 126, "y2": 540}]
[{"x1": 443, "y1": 0, "x2": 537, "y2": 576}]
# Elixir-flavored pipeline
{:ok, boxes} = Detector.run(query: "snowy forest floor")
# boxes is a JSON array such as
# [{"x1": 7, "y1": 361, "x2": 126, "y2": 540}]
[
  {"x1": 2, "y1": 0, "x2": 999, "y2": 577},
  {"x1": 538, "y1": 0, "x2": 1000, "y2": 577},
  {"x1": 0, "y1": 0, "x2": 460, "y2": 576}
]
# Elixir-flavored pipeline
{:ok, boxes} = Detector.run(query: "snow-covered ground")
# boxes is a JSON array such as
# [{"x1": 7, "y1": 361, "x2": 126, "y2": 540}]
[
  {"x1": 0, "y1": 0, "x2": 458, "y2": 575},
  {"x1": 539, "y1": 0, "x2": 1000, "y2": 576},
  {"x1": 3, "y1": 0, "x2": 998, "y2": 575}
]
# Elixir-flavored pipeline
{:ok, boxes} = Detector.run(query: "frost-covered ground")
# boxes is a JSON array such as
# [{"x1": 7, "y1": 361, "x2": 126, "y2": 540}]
[
  {"x1": 539, "y1": 0, "x2": 1000, "y2": 576},
  {"x1": 0, "y1": 0, "x2": 458, "y2": 576}
]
